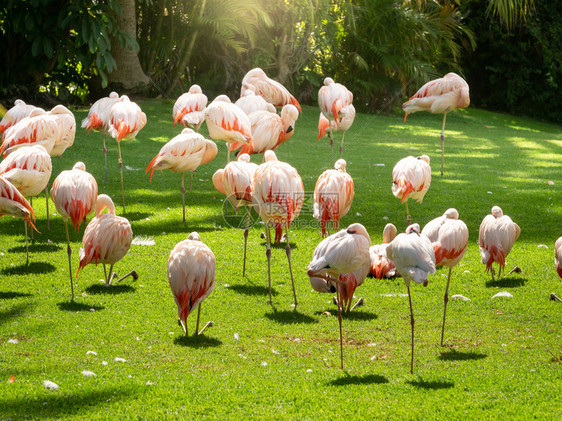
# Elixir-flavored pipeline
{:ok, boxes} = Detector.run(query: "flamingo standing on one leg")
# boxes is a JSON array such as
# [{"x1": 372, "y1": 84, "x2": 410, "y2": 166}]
[
  {"x1": 403, "y1": 73, "x2": 470, "y2": 176},
  {"x1": 318, "y1": 77, "x2": 353, "y2": 163},
  {"x1": 50, "y1": 162, "x2": 98, "y2": 300},
  {"x1": 0, "y1": 176, "x2": 36, "y2": 263},
  {"x1": 235, "y1": 90, "x2": 277, "y2": 115},
  {"x1": 240, "y1": 68, "x2": 301, "y2": 113},
  {"x1": 168, "y1": 232, "x2": 215, "y2": 336},
  {"x1": 392, "y1": 155, "x2": 431, "y2": 226},
  {"x1": 317, "y1": 104, "x2": 356, "y2": 161},
  {"x1": 81, "y1": 91, "x2": 120, "y2": 183},
  {"x1": 0, "y1": 100, "x2": 39, "y2": 137},
  {"x1": 108, "y1": 95, "x2": 147, "y2": 211},
  {"x1": 252, "y1": 150, "x2": 304, "y2": 306},
  {"x1": 212, "y1": 153, "x2": 258, "y2": 277},
  {"x1": 478, "y1": 206, "x2": 520, "y2": 281},
  {"x1": 204, "y1": 95, "x2": 252, "y2": 163},
  {"x1": 77, "y1": 194, "x2": 136, "y2": 286},
  {"x1": 307, "y1": 223, "x2": 371, "y2": 369},
  {"x1": 0, "y1": 145, "x2": 50, "y2": 260},
  {"x1": 386, "y1": 223, "x2": 436, "y2": 374},
  {"x1": 421, "y1": 208, "x2": 469, "y2": 346},
  {"x1": 313, "y1": 159, "x2": 354, "y2": 238},
  {"x1": 173, "y1": 84, "x2": 208, "y2": 132},
  {"x1": 369, "y1": 223, "x2": 398, "y2": 279},
  {"x1": 232, "y1": 104, "x2": 299, "y2": 157},
  {"x1": 145, "y1": 128, "x2": 217, "y2": 222}
]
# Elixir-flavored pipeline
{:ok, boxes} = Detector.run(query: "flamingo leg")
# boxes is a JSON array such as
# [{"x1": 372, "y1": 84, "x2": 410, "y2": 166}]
[
  {"x1": 181, "y1": 172, "x2": 186, "y2": 223},
  {"x1": 242, "y1": 206, "x2": 250, "y2": 277},
  {"x1": 29, "y1": 197, "x2": 34, "y2": 241},
  {"x1": 106, "y1": 264, "x2": 115, "y2": 285},
  {"x1": 328, "y1": 128, "x2": 334, "y2": 166},
  {"x1": 117, "y1": 141, "x2": 125, "y2": 212},
  {"x1": 340, "y1": 131, "x2": 345, "y2": 159},
  {"x1": 23, "y1": 221, "x2": 29, "y2": 265},
  {"x1": 336, "y1": 283, "x2": 344, "y2": 370},
  {"x1": 227, "y1": 148, "x2": 231, "y2": 163},
  {"x1": 350, "y1": 297, "x2": 364, "y2": 312},
  {"x1": 284, "y1": 225, "x2": 298, "y2": 308},
  {"x1": 440, "y1": 113, "x2": 447, "y2": 177},
  {"x1": 407, "y1": 284, "x2": 415, "y2": 374},
  {"x1": 45, "y1": 186, "x2": 50, "y2": 230},
  {"x1": 64, "y1": 220, "x2": 74, "y2": 301},
  {"x1": 189, "y1": 171, "x2": 193, "y2": 193},
  {"x1": 178, "y1": 318, "x2": 188, "y2": 336},
  {"x1": 103, "y1": 136, "x2": 108, "y2": 184},
  {"x1": 103, "y1": 264, "x2": 108, "y2": 284},
  {"x1": 405, "y1": 200, "x2": 411, "y2": 226},
  {"x1": 265, "y1": 224, "x2": 273, "y2": 305},
  {"x1": 440, "y1": 267, "x2": 452, "y2": 346},
  {"x1": 195, "y1": 304, "x2": 201, "y2": 335},
  {"x1": 113, "y1": 270, "x2": 138, "y2": 284}
]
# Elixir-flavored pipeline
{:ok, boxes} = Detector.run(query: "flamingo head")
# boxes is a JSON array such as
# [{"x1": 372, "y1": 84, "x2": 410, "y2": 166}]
[
  {"x1": 444, "y1": 208, "x2": 459, "y2": 220},
  {"x1": 334, "y1": 159, "x2": 347, "y2": 172},
  {"x1": 72, "y1": 162, "x2": 86, "y2": 171},
  {"x1": 491, "y1": 206, "x2": 503, "y2": 218},
  {"x1": 188, "y1": 232, "x2": 201, "y2": 241}
]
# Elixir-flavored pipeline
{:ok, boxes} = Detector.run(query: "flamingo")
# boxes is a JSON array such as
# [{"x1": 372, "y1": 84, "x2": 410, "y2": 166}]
[
  {"x1": 478, "y1": 206, "x2": 520, "y2": 281},
  {"x1": 240, "y1": 68, "x2": 301, "y2": 113},
  {"x1": 235, "y1": 90, "x2": 277, "y2": 115},
  {"x1": 204, "y1": 95, "x2": 252, "y2": 163},
  {"x1": 173, "y1": 84, "x2": 208, "y2": 131},
  {"x1": 554, "y1": 237, "x2": 562, "y2": 278},
  {"x1": 81, "y1": 91, "x2": 119, "y2": 183},
  {"x1": 369, "y1": 223, "x2": 398, "y2": 279},
  {"x1": 392, "y1": 155, "x2": 431, "y2": 226},
  {"x1": 307, "y1": 223, "x2": 371, "y2": 369},
  {"x1": 212, "y1": 153, "x2": 258, "y2": 276},
  {"x1": 77, "y1": 194, "x2": 136, "y2": 286},
  {"x1": 421, "y1": 208, "x2": 469, "y2": 346},
  {"x1": 313, "y1": 159, "x2": 354, "y2": 238},
  {"x1": 0, "y1": 108, "x2": 59, "y2": 157},
  {"x1": 50, "y1": 162, "x2": 98, "y2": 300},
  {"x1": 318, "y1": 77, "x2": 353, "y2": 163},
  {"x1": 403, "y1": 73, "x2": 470, "y2": 176},
  {"x1": 317, "y1": 104, "x2": 356, "y2": 162},
  {"x1": 0, "y1": 175, "x2": 36, "y2": 263},
  {"x1": 0, "y1": 100, "x2": 39, "y2": 137},
  {"x1": 145, "y1": 128, "x2": 218, "y2": 222},
  {"x1": 168, "y1": 231, "x2": 215, "y2": 336},
  {"x1": 252, "y1": 150, "x2": 304, "y2": 306},
  {"x1": 232, "y1": 104, "x2": 299, "y2": 157},
  {"x1": 386, "y1": 223, "x2": 436, "y2": 374},
  {"x1": 108, "y1": 95, "x2": 147, "y2": 211}
]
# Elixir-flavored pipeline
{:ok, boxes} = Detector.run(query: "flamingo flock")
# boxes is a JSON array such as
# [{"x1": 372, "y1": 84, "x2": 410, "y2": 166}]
[{"x1": 0, "y1": 68, "x2": 558, "y2": 378}]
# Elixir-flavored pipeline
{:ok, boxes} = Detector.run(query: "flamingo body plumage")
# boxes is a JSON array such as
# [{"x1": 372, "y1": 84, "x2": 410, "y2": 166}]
[
  {"x1": 173, "y1": 84, "x2": 208, "y2": 130},
  {"x1": 369, "y1": 223, "x2": 398, "y2": 279},
  {"x1": 0, "y1": 144, "x2": 52, "y2": 198},
  {"x1": 0, "y1": 108, "x2": 60, "y2": 156},
  {"x1": 235, "y1": 90, "x2": 276, "y2": 115},
  {"x1": 241, "y1": 68, "x2": 301, "y2": 113},
  {"x1": 392, "y1": 155, "x2": 431, "y2": 225},
  {"x1": 0, "y1": 100, "x2": 39, "y2": 136},
  {"x1": 81, "y1": 92, "x2": 120, "y2": 136}
]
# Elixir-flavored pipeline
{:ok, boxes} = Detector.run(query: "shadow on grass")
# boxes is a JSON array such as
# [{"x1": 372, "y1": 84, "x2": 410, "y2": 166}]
[
  {"x1": 173, "y1": 334, "x2": 222, "y2": 348},
  {"x1": 1, "y1": 261, "x2": 56, "y2": 276},
  {"x1": 0, "y1": 387, "x2": 138, "y2": 419},
  {"x1": 438, "y1": 350, "x2": 487, "y2": 361},
  {"x1": 316, "y1": 309, "x2": 378, "y2": 321},
  {"x1": 57, "y1": 301, "x2": 105, "y2": 312},
  {"x1": 407, "y1": 377, "x2": 455, "y2": 390},
  {"x1": 265, "y1": 309, "x2": 318, "y2": 325},
  {"x1": 85, "y1": 284, "x2": 136, "y2": 295},
  {"x1": 329, "y1": 373, "x2": 389, "y2": 386},
  {"x1": 229, "y1": 284, "x2": 277, "y2": 297},
  {"x1": 121, "y1": 211, "x2": 153, "y2": 222},
  {"x1": 0, "y1": 302, "x2": 34, "y2": 327},
  {"x1": 485, "y1": 277, "x2": 527, "y2": 288},
  {"x1": 9, "y1": 243, "x2": 62, "y2": 253},
  {"x1": 0, "y1": 291, "x2": 32, "y2": 299}
]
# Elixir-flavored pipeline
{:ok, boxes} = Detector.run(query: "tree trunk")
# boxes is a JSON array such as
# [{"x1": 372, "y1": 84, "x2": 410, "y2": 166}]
[{"x1": 109, "y1": 0, "x2": 150, "y2": 92}]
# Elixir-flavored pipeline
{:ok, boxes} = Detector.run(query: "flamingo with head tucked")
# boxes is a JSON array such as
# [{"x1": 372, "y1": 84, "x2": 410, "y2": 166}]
[
  {"x1": 173, "y1": 84, "x2": 208, "y2": 131},
  {"x1": 403, "y1": 73, "x2": 470, "y2": 176},
  {"x1": 422, "y1": 208, "x2": 469, "y2": 346},
  {"x1": 392, "y1": 155, "x2": 431, "y2": 226},
  {"x1": 369, "y1": 223, "x2": 398, "y2": 279},
  {"x1": 240, "y1": 68, "x2": 301, "y2": 113},
  {"x1": 0, "y1": 100, "x2": 39, "y2": 137},
  {"x1": 235, "y1": 90, "x2": 276, "y2": 115}
]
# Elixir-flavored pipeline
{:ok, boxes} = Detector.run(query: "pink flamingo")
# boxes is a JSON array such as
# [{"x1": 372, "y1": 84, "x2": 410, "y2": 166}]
[
  {"x1": 235, "y1": 90, "x2": 276, "y2": 115},
  {"x1": 81, "y1": 91, "x2": 120, "y2": 183},
  {"x1": 317, "y1": 103, "x2": 355, "y2": 162},
  {"x1": 108, "y1": 95, "x2": 147, "y2": 211},
  {"x1": 252, "y1": 150, "x2": 304, "y2": 306},
  {"x1": 146, "y1": 128, "x2": 217, "y2": 222},
  {"x1": 386, "y1": 223, "x2": 436, "y2": 374},
  {"x1": 212, "y1": 153, "x2": 258, "y2": 276},
  {"x1": 307, "y1": 223, "x2": 371, "y2": 369},
  {"x1": 204, "y1": 95, "x2": 252, "y2": 163},
  {"x1": 173, "y1": 84, "x2": 208, "y2": 131},
  {"x1": 240, "y1": 68, "x2": 301, "y2": 113},
  {"x1": 555, "y1": 237, "x2": 562, "y2": 279},
  {"x1": 421, "y1": 208, "x2": 469, "y2": 345},
  {"x1": 168, "y1": 231, "x2": 215, "y2": 336},
  {"x1": 0, "y1": 108, "x2": 59, "y2": 157},
  {"x1": 403, "y1": 73, "x2": 470, "y2": 176},
  {"x1": 0, "y1": 100, "x2": 39, "y2": 137},
  {"x1": 77, "y1": 194, "x2": 136, "y2": 286},
  {"x1": 50, "y1": 162, "x2": 98, "y2": 299},
  {"x1": 479, "y1": 206, "x2": 520, "y2": 281},
  {"x1": 313, "y1": 159, "x2": 354, "y2": 238},
  {"x1": 0, "y1": 175, "x2": 36, "y2": 263},
  {"x1": 392, "y1": 155, "x2": 431, "y2": 226},
  {"x1": 369, "y1": 223, "x2": 398, "y2": 279}
]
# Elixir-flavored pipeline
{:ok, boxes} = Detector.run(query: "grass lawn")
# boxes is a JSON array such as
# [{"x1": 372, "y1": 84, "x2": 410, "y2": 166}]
[{"x1": 0, "y1": 99, "x2": 561, "y2": 419}]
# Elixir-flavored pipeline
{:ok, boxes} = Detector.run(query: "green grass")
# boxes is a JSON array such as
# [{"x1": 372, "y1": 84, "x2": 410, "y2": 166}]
[{"x1": 0, "y1": 100, "x2": 561, "y2": 419}]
